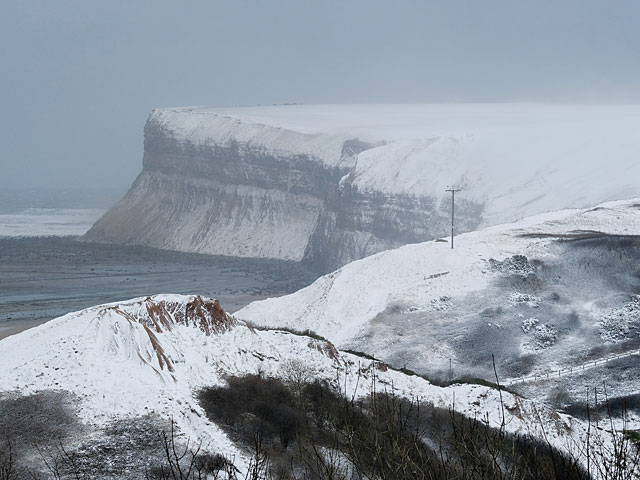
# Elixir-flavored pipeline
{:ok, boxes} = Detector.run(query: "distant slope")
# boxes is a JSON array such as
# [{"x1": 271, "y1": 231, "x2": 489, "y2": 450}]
[
  {"x1": 85, "y1": 104, "x2": 640, "y2": 271},
  {"x1": 237, "y1": 199, "x2": 640, "y2": 394}
]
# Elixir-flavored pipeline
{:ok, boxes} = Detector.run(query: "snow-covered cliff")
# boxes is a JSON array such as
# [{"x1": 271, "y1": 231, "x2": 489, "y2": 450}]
[{"x1": 85, "y1": 104, "x2": 640, "y2": 271}]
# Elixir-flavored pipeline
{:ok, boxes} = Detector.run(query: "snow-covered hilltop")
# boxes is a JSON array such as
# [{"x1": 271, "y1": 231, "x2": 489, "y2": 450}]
[
  {"x1": 237, "y1": 199, "x2": 640, "y2": 394},
  {"x1": 85, "y1": 104, "x2": 640, "y2": 272},
  {"x1": 0, "y1": 294, "x2": 590, "y2": 476}
]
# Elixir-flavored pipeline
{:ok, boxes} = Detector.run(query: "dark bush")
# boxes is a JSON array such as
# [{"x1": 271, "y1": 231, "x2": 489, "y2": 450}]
[
  {"x1": 342, "y1": 349, "x2": 378, "y2": 361},
  {"x1": 199, "y1": 375, "x2": 303, "y2": 448},
  {"x1": 0, "y1": 391, "x2": 79, "y2": 447},
  {"x1": 563, "y1": 393, "x2": 640, "y2": 420},
  {"x1": 198, "y1": 374, "x2": 588, "y2": 480},
  {"x1": 503, "y1": 354, "x2": 537, "y2": 378}
]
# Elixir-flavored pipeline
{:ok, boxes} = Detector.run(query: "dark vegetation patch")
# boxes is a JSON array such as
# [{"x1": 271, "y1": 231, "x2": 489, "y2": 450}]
[
  {"x1": 559, "y1": 236, "x2": 640, "y2": 293},
  {"x1": 343, "y1": 350, "x2": 517, "y2": 394},
  {"x1": 428, "y1": 375, "x2": 517, "y2": 395},
  {"x1": 246, "y1": 322, "x2": 329, "y2": 342},
  {"x1": 562, "y1": 393, "x2": 640, "y2": 421},
  {"x1": 503, "y1": 354, "x2": 537, "y2": 378},
  {"x1": 480, "y1": 306, "x2": 504, "y2": 317},
  {"x1": 0, "y1": 390, "x2": 80, "y2": 447},
  {"x1": 198, "y1": 374, "x2": 587, "y2": 479},
  {"x1": 342, "y1": 349, "x2": 377, "y2": 361},
  {"x1": 571, "y1": 338, "x2": 640, "y2": 367},
  {"x1": 452, "y1": 320, "x2": 522, "y2": 370},
  {"x1": 0, "y1": 392, "x2": 221, "y2": 479},
  {"x1": 519, "y1": 232, "x2": 640, "y2": 243},
  {"x1": 0, "y1": 391, "x2": 82, "y2": 478},
  {"x1": 623, "y1": 430, "x2": 640, "y2": 447},
  {"x1": 61, "y1": 415, "x2": 170, "y2": 479}
]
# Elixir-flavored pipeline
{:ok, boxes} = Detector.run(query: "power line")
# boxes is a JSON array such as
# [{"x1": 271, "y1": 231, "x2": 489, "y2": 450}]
[{"x1": 445, "y1": 188, "x2": 462, "y2": 249}]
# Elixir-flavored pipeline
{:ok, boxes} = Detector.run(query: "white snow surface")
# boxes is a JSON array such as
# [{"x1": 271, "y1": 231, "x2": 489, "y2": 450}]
[
  {"x1": 237, "y1": 198, "x2": 640, "y2": 348},
  {"x1": 152, "y1": 104, "x2": 640, "y2": 225},
  {"x1": 0, "y1": 294, "x2": 593, "y2": 469}
]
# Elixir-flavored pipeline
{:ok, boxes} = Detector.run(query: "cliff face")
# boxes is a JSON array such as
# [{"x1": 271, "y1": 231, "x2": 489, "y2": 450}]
[
  {"x1": 85, "y1": 108, "x2": 482, "y2": 271},
  {"x1": 85, "y1": 104, "x2": 640, "y2": 272}
]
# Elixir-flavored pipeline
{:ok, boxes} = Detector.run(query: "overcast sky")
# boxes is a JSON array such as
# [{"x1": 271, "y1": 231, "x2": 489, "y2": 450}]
[{"x1": 2, "y1": 0, "x2": 639, "y2": 190}]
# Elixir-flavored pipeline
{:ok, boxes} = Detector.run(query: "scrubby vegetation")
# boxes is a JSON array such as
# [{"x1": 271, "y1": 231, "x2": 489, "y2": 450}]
[
  {"x1": 2, "y1": 372, "x2": 640, "y2": 478},
  {"x1": 198, "y1": 374, "x2": 590, "y2": 479},
  {"x1": 0, "y1": 392, "x2": 189, "y2": 479},
  {"x1": 343, "y1": 349, "x2": 518, "y2": 394}
]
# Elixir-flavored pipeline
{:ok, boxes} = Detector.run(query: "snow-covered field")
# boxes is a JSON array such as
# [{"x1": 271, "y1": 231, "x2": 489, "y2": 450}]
[{"x1": 0, "y1": 208, "x2": 104, "y2": 237}]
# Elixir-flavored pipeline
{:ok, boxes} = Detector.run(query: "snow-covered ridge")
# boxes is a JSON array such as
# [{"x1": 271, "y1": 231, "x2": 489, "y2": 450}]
[
  {"x1": 86, "y1": 104, "x2": 640, "y2": 271},
  {"x1": 150, "y1": 107, "x2": 357, "y2": 168},
  {"x1": 0, "y1": 294, "x2": 594, "y2": 469},
  {"x1": 92, "y1": 295, "x2": 236, "y2": 379},
  {"x1": 237, "y1": 198, "x2": 640, "y2": 383}
]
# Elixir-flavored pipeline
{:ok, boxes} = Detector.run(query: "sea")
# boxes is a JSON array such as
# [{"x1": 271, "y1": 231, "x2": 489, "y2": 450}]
[{"x1": 0, "y1": 188, "x2": 318, "y2": 339}]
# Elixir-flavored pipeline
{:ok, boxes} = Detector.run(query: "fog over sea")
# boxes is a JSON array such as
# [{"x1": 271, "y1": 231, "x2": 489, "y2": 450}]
[
  {"x1": 0, "y1": 188, "x2": 120, "y2": 237},
  {"x1": 0, "y1": 189, "x2": 317, "y2": 339}
]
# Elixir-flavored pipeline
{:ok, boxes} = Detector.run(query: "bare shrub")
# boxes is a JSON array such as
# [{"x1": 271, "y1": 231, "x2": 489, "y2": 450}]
[
  {"x1": 0, "y1": 441, "x2": 16, "y2": 480},
  {"x1": 0, "y1": 391, "x2": 79, "y2": 447}
]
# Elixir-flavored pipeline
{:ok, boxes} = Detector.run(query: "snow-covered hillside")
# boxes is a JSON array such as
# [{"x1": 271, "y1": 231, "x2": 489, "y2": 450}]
[
  {"x1": 237, "y1": 199, "x2": 640, "y2": 393},
  {"x1": 0, "y1": 294, "x2": 593, "y2": 474},
  {"x1": 85, "y1": 104, "x2": 640, "y2": 271}
]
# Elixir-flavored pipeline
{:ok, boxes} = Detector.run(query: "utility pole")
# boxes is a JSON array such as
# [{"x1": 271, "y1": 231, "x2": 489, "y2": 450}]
[{"x1": 445, "y1": 188, "x2": 462, "y2": 249}]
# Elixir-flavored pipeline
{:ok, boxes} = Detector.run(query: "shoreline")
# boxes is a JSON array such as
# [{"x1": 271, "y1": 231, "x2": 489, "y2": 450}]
[
  {"x1": 0, "y1": 236, "x2": 319, "y2": 344},
  {"x1": 0, "y1": 319, "x2": 46, "y2": 341}
]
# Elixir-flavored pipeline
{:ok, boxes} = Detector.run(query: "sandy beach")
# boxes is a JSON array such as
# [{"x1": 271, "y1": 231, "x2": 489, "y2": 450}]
[{"x1": 0, "y1": 318, "x2": 45, "y2": 340}]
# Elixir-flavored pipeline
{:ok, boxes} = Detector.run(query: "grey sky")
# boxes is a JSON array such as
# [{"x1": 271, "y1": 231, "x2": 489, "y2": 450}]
[{"x1": 2, "y1": 0, "x2": 639, "y2": 190}]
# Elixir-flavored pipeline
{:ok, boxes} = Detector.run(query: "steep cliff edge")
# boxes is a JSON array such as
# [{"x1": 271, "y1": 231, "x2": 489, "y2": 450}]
[{"x1": 85, "y1": 104, "x2": 640, "y2": 271}]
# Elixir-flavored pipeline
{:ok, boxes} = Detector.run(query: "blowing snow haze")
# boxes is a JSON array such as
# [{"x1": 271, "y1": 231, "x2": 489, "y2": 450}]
[{"x1": 2, "y1": 1, "x2": 640, "y2": 190}]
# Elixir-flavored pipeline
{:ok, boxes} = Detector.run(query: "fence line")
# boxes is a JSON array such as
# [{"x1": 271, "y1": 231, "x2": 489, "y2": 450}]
[{"x1": 504, "y1": 349, "x2": 640, "y2": 386}]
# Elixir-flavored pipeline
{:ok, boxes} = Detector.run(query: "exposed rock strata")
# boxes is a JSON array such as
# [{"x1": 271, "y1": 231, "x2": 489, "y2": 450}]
[
  {"x1": 86, "y1": 104, "x2": 640, "y2": 271},
  {"x1": 85, "y1": 109, "x2": 481, "y2": 271}
]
